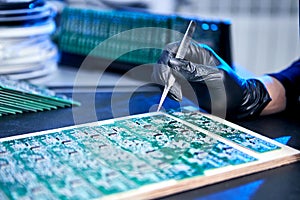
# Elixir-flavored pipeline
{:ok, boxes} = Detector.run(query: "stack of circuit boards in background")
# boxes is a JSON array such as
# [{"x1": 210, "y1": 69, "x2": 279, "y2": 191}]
[
  {"x1": 0, "y1": 107, "x2": 299, "y2": 199},
  {"x1": 58, "y1": 7, "x2": 170, "y2": 65},
  {"x1": 57, "y1": 6, "x2": 232, "y2": 67},
  {"x1": 0, "y1": 76, "x2": 80, "y2": 116}
]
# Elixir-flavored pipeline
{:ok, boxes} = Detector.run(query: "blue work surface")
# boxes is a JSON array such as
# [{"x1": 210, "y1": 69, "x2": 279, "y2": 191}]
[{"x1": 0, "y1": 90, "x2": 300, "y2": 200}]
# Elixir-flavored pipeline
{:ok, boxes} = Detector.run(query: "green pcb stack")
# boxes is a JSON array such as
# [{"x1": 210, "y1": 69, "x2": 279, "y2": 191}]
[
  {"x1": 0, "y1": 76, "x2": 80, "y2": 116},
  {"x1": 58, "y1": 7, "x2": 170, "y2": 65},
  {"x1": 57, "y1": 7, "x2": 232, "y2": 67}
]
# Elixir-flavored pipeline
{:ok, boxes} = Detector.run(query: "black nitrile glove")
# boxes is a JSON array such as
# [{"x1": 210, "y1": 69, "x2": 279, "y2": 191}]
[{"x1": 152, "y1": 42, "x2": 272, "y2": 119}]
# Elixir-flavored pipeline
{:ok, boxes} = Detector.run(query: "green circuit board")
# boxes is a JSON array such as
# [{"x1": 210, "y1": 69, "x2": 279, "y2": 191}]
[
  {"x1": 0, "y1": 111, "x2": 282, "y2": 200},
  {"x1": 0, "y1": 76, "x2": 80, "y2": 116},
  {"x1": 168, "y1": 110, "x2": 280, "y2": 153}
]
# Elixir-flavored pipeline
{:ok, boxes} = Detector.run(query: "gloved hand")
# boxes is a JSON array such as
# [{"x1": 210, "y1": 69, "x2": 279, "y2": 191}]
[{"x1": 152, "y1": 42, "x2": 272, "y2": 119}]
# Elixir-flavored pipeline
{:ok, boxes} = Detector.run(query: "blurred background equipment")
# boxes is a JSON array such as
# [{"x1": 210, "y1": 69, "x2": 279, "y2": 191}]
[
  {"x1": 56, "y1": 6, "x2": 232, "y2": 72},
  {"x1": 64, "y1": 0, "x2": 176, "y2": 13},
  {"x1": 58, "y1": 0, "x2": 299, "y2": 76},
  {"x1": 176, "y1": 0, "x2": 299, "y2": 76},
  {"x1": 0, "y1": 0, "x2": 59, "y2": 81}
]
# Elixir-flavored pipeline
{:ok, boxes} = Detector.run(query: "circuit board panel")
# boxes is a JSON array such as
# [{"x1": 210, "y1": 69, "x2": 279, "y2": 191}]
[
  {"x1": 168, "y1": 110, "x2": 280, "y2": 153},
  {"x1": 0, "y1": 110, "x2": 298, "y2": 200}
]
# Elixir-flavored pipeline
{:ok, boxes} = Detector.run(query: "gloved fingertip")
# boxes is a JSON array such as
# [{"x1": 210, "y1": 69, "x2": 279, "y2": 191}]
[
  {"x1": 169, "y1": 57, "x2": 186, "y2": 66},
  {"x1": 169, "y1": 93, "x2": 182, "y2": 102},
  {"x1": 169, "y1": 57, "x2": 177, "y2": 65}
]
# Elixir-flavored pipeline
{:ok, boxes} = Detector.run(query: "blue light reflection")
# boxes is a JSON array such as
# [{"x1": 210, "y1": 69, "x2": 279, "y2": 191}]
[
  {"x1": 201, "y1": 23, "x2": 209, "y2": 31},
  {"x1": 211, "y1": 24, "x2": 218, "y2": 31},
  {"x1": 274, "y1": 136, "x2": 291, "y2": 145},
  {"x1": 195, "y1": 180, "x2": 264, "y2": 200}
]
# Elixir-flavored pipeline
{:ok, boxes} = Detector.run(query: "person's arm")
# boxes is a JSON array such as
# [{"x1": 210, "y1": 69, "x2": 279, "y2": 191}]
[
  {"x1": 258, "y1": 76, "x2": 286, "y2": 115},
  {"x1": 263, "y1": 59, "x2": 300, "y2": 115}
]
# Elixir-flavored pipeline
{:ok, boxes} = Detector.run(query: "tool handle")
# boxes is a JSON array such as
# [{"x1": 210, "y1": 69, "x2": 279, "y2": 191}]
[{"x1": 175, "y1": 20, "x2": 196, "y2": 59}]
